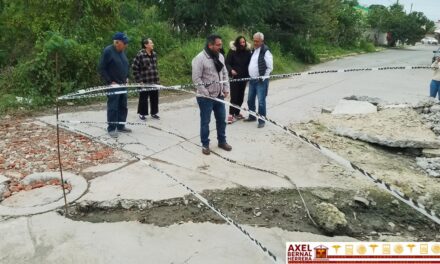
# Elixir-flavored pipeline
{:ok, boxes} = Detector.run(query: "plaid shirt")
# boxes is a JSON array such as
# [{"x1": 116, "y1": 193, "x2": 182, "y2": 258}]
[{"x1": 132, "y1": 49, "x2": 160, "y2": 84}]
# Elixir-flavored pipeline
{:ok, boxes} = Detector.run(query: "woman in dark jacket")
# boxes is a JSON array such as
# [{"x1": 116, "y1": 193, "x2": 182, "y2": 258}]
[{"x1": 225, "y1": 36, "x2": 251, "y2": 123}]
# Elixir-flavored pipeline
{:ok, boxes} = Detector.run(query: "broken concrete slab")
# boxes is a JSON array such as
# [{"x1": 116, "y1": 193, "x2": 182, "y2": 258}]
[
  {"x1": 0, "y1": 212, "x2": 357, "y2": 264},
  {"x1": 422, "y1": 149, "x2": 440, "y2": 158},
  {"x1": 343, "y1": 95, "x2": 386, "y2": 106},
  {"x1": 332, "y1": 99, "x2": 377, "y2": 115},
  {"x1": 321, "y1": 108, "x2": 440, "y2": 148}
]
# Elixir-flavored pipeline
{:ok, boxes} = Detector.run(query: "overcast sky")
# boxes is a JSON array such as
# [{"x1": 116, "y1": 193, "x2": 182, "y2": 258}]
[{"x1": 358, "y1": 0, "x2": 439, "y2": 22}]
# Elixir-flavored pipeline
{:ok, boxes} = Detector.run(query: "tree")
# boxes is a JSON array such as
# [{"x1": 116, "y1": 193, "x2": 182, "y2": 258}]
[{"x1": 367, "y1": 3, "x2": 435, "y2": 46}]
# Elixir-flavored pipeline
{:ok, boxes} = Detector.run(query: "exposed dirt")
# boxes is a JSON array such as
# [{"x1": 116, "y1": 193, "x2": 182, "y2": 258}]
[{"x1": 65, "y1": 187, "x2": 439, "y2": 241}]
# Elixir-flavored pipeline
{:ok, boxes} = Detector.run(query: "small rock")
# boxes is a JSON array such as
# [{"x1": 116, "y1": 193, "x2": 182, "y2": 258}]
[
  {"x1": 391, "y1": 200, "x2": 400, "y2": 206},
  {"x1": 4, "y1": 171, "x2": 23, "y2": 180},
  {"x1": 408, "y1": 226, "x2": 416, "y2": 232},
  {"x1": 255, "y1": 212, "x2": 262, "y2": 217},
  {"x1": 2, "y1": 191, "x2": 11, "y2": 199},
  {"x1": 370, "y1": 231, "x2": 378, "y2": 235},
  {"x1": 354, "y1": 196, "x2": 370, "y2": 207},
  {"x1": 430, "y1": 104, "x2": 440, "y2": 113},
  {"x1": 311, "y1": 189, "x2": 335, "y2": 201},
  {"x1": 313, "y1": 202, "x2": 348, "y2": 234},
  {"x1": 321, "y1": 107, "x2": 333, "y2": 114},
  {"x1": 388, "y1": 222, "x2": 396, "y2": 231}
]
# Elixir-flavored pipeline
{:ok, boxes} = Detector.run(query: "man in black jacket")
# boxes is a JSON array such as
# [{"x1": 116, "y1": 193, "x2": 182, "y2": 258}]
[{"x1": 225, "y1": 36, "x2": 251, "y2": 124}]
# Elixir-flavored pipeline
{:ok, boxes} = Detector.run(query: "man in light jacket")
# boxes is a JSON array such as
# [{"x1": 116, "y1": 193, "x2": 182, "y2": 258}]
[{"x1": 192, "y1": 34, "x2": 232, "y2": 155}]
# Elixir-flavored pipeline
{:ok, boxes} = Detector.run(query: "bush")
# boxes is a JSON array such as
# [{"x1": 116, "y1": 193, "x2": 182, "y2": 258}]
[{"x1": 359, "y1": 40, "x2": 376, "y2": 52}]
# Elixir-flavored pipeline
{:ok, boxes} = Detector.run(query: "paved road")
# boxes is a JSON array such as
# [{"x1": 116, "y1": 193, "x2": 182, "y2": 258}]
[
  {"x1": 0, "y1": 45, "x2": 437, "y2": 264},
  {"x1": 270, "y1": 44, "x2": 435, "y2": 123}
]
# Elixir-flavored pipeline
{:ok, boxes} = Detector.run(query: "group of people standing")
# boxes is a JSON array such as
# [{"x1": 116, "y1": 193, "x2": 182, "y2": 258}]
[{"x1": 98, "y1": 31, "x2": 273, "y2": 155}]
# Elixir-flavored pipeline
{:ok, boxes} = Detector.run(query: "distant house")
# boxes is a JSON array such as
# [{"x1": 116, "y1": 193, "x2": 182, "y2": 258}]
[
  {"x1": 357, "y1": 5, "x2": 388, "y2": 45},
  {"x1": 435, "y1": 21, "x2": 440, "y2": 40}
]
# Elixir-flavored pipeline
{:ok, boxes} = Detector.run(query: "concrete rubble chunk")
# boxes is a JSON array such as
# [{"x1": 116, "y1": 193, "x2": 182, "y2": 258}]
[
  {"x1": 353, "y1": 196, "x2": 370, "y2": 207},
  {"x1": 422, "y1": 149, "x2": 440, "y2": 158},
  {"x1": 320, "y1": 108, "x2": 440, "y2": 148},
  {"x1": 416, "y1": 158, "x2": 440, "y2": 178},
  {"x1": 311, "y1": 189, "x2": 335, "y2": 201},
  {"x1": 343, "y1": 95, "x2": 385, "y2": 106},
  {"x1": 313, "y1": 202, "x2": 348, "y2": 234},
  {"x1": 430, "y1": 105, "x2": 440, "y2": 114},
  {"x1": 387, "y1": 222, "x2": 396, "y2": 231},
  {"x1": 332, "y1": 99, "x2": 377, "y2": 115},
  {"x1": 414, "y1": 97, "x2": 438, "y2": 109}
]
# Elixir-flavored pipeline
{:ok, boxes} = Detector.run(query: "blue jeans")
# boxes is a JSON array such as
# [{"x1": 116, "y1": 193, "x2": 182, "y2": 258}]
[
  {"x1": 107, "y1": 93, "x2": 128, "y2": 132},
  {"x1": 247, "y1": 79, "x2": 269, "y2": 124},
  {"x1": 430, "y1": 80, "x2": 440, "y2": 99},
  {"x1": 196, "y1": 96, "x2": 227, "y2": 147}
]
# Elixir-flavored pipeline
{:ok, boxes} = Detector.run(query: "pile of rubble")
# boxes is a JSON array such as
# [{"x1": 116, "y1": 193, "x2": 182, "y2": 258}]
[
  {"x1": 0, "y1": 117, "x2": 123, "y2": 200},
  {"x1": 320, "y1": 96, "x2": 440, "y2": 178}
]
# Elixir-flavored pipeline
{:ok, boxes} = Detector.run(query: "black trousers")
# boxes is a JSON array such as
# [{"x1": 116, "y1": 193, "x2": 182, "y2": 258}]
[
  {"x1": 229, "y1": 80, "x2": 247, "y2": 116},
  {"x1": 138, "y1": 90, "x2": 159, "y2": 116}
]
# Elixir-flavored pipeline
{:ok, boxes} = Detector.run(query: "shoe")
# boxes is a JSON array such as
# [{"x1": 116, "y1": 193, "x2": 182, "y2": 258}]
[
  {"x1": 202, "y1": 146, "x2": 210, "y2": 155},
  {"x1": 227, "y1": 115, "x2": 236, "y2": 124},
  {"x1": 139, "y1": 115, "x2": 146, "y2": 121},
  {"x1": 151, "y1": 114, "x2": 160, "y2": 120},
  {"x1": 257, "y1": 123, "x2": 265, "y2": 128},
  {"x1": 108, "y1": 130, "x2": 118, "y2": 138},
  {"x1": 118, "y1": 127, "x2": 132, "y2": 133},
  {"x1": 218, "y1": 143, "x2": 232, "y2": 151},
  {"x1": 243, "y1": 117, "x2": 256, "y2": 122},
  {"x1": 235, "y1": 114, "x2": 244, "y2": 120}
]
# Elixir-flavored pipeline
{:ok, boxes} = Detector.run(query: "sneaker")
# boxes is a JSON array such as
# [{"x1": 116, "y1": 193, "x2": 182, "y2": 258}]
[
  {"x1": 108, "y1": 130, "x2": 118, "y2": 138},
  {"x1": 139, "y1": 115, "x2": 146, "y2": 121},
  {"x1": 257, "y1": 123, "x2": 265, "y2": 128},
  {"x1": 235, "y1": 114, "x2": 244, "y2": 120},
  {"x1": 151, "y1": 114, "x2": 160, "y2": 120},
  {"x1": 243, "y1": 117, "x2": 256, "y2": 122},
  {"x1": 218, "y1": 143, "x2": 232, "y2": 151},
  {"x1": 227, "y1": 115, "x2": 236, "y2": 124},
  {"x1": 202, "y1": 146, "x2": 210, "y2": 155},
  {"x1": 118, "y1": 127, "x2": 132, "y2": 133}
]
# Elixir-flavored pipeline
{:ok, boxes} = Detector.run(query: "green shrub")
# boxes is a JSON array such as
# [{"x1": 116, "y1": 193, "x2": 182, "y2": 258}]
[{"x1": 359, "y1": 39, "x2": 376, "y2": 52}]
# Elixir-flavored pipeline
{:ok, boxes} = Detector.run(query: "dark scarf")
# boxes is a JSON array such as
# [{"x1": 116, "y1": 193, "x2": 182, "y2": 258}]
[{"x1": 204, "y1": 46, "x2": 224, "y2": 73}]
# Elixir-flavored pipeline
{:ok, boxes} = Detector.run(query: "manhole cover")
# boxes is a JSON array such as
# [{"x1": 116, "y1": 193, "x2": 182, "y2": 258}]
[{"x1": 0, "y1": 172, "x2": 87, "y2": 216}]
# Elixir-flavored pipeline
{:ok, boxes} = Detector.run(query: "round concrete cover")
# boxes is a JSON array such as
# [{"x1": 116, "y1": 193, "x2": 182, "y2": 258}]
[
  {"x1": 0, "y1": 172, "x2": 87, "y2": 216},
  {"x1": 1, "y1": 185, "x2": 66, "y2": 208}
]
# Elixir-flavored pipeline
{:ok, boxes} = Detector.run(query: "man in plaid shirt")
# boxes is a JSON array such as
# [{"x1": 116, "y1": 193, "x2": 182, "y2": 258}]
[{"x1": 132, "y1": 37, "x2": 160, "y2": 121}]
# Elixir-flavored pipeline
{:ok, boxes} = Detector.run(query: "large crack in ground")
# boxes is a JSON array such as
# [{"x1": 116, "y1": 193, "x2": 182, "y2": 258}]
[{"x1": 64, "y1": 187, "x2": 439, "y2": 241}]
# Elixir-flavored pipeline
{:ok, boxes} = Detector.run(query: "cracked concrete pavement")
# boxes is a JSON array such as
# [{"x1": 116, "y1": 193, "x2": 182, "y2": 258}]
[{"x1": 0, "y1": 44, "x2": 437, "y2": 263}]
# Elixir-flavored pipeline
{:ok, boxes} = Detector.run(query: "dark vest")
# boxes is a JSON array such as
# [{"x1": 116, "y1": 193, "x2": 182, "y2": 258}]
[{"x1": 257, "y1": 44, "x2": 269, "y2": 76}]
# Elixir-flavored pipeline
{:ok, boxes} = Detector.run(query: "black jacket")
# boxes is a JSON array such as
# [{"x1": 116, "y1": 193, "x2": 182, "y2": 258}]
[{"x1": 225, "y1": 41, "x2": 251, "y2": 79}]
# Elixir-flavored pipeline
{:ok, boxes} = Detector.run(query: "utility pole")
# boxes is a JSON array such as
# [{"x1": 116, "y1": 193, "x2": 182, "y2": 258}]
[{"x1": 410, "y1": 3, "x2": 413, "y2": 13}]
